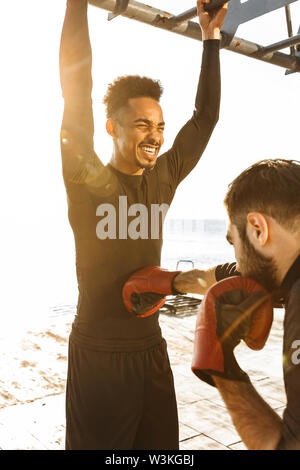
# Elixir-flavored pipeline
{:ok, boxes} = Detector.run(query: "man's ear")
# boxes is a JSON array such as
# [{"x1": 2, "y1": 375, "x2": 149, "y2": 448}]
[
  {"x1": 246, "y1": 212, "x2": 269, "y2": 247},
  {"x1": 106, "y1": 119, "x2": 117, "y2": 138}
]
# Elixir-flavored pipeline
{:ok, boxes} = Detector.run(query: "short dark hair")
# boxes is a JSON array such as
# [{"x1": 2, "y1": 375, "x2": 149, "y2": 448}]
[
  {"x1": 224, "y1": 159, "x2": 300, "y2": 238},
  {"x1": 103, "y1": 75, "x2": 163, "y2": 119}
]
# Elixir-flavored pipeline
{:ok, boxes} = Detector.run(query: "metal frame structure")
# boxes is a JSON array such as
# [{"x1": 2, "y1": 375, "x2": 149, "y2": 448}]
[
  {"x1": 88, "y1": 0, "x2": 300, "y2": 74},
  {"x1": 161, "y1": 295, "x2": 202, "y2": 318}
]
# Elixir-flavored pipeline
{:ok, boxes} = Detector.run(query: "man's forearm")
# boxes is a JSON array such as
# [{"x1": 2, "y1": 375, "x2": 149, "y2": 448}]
[
  {"x1": 213, "y1": 376, "x2": 283, "y2": 450},
  {"x1": 173, "y1": 267, "x2": 217, "y2": 295},
  {"x1": 60, "y1": 0, "x2": 99, "y2": 185},
  {"x1": 59, "y1": 0, "x2": 92, "y2": 102},
  {"x1": 195, "y1": 39, "x2": 220, "y2": 125}
]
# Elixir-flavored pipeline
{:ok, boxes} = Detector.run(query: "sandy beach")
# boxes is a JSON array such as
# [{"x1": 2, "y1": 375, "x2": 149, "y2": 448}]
[{"x1": 0, "y1": 303, "x2": 285, "y2": 450}]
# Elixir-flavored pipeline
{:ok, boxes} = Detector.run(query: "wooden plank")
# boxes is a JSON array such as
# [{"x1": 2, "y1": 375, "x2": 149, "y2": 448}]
[
  {"x1": 179, "y1": 423, "x2": 200, "y2": 441},
  {"x1": 0, "y1": 420, "x2": 47, "y2": 450},
  {"x1": 0, "y1": 394, "x2": 65, "y2": 450},
  {"x1": 228, "y1": 441, "x2": 247, "y2": 450},
  {"x1": 180, "y1": 433, "x2": 229, "y2": 450},
  {"x1": 178, "y1": 400, "x2": 240, "y2": 447}
]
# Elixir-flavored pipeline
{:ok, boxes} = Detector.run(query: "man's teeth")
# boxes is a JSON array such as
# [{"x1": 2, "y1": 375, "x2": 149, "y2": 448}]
[{"x1": 141, "y1": 146, "x2": 156, "y2": 155}]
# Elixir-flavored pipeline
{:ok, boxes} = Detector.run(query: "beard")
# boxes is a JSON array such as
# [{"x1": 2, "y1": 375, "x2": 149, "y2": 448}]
[
  {"x1": 238, "y1": 233, "x2": 279, "y2": 293},
  {"x1": 134, "y1": 154, "x2": 157, "y2": 171}
]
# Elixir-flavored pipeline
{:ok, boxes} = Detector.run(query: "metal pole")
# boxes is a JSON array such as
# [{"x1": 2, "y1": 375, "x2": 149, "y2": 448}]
[
  {"x1": 259, "y1": 34, "x2": 300, "y2": 55},
  {"x1": 169, "y1": 7, "x2": 197, "y2": 26},
  {"x1": 170, "y1": 1, "x2": 231, "y2": 25},
  {"x1": 285, "y1": 4, "x2": 295, "y2": 55},
  {"x1": 88, "y1": 0, "x2": 300, "y2": 73}
]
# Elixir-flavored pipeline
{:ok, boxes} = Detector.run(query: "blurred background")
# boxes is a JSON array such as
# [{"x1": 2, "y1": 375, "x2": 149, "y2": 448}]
[{"x1": 0, "y1": 0, "x2": 299, "y2": 333}]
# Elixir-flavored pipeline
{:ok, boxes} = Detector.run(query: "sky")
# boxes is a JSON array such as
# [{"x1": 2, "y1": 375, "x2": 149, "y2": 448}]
[{"x1": 0, "y1": 0, "x2": 299, "y2": 330}]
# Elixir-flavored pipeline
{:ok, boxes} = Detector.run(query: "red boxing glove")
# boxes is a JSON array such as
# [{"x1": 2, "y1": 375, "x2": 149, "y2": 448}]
[
  {"x1": 191, "y1": 276, "x2": 273, "y2": 386},
  {"x1": 122, "y1": 266, "x2": 181, "y2": 318}
]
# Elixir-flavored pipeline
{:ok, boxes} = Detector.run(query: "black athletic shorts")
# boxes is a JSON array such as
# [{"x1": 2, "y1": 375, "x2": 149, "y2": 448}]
[{"x1": 65, "y1": 333, "x2": 179, "y2": 450}]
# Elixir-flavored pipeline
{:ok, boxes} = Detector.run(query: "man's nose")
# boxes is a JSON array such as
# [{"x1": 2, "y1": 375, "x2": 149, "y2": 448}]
[{"x1": 147, "y1": 126, "x2": 162, "y2": 143}]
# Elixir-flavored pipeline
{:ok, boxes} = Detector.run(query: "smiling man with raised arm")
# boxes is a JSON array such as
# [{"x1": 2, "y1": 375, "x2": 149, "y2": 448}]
[{"x1": 59, "y1": 0, "x2": 227, "y2": 450}]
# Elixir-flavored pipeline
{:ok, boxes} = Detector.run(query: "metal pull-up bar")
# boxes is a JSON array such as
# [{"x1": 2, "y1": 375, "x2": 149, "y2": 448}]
[
  {"x1": 165, "y1": 0, "x2": 229, "y2": 27},
  {"x1": 152, "y1": 0, "x2": 230, "y2": 25},
  {"x1": 259, "y1": 34, "x2": 300, "y2": 55},
  {"x1": 108, "y1": 0, "x2": 129, "y2": 20},
  {"x1": 88, "y1": 0, "x2": 300, "y2": 73}
]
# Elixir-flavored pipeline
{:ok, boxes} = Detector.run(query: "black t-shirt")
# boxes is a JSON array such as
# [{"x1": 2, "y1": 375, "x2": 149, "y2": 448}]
[
  {"x1": 277, "y1": 256, "x2": 300, "y2": 449},
  {"x1": 60, "y1": 40, "x2": 220, "y2": 344}
]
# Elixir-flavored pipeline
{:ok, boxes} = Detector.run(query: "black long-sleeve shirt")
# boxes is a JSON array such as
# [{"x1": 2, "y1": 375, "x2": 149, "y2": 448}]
[{"x1": 60, "y1": 40, "x2": 221, "y2": 346}]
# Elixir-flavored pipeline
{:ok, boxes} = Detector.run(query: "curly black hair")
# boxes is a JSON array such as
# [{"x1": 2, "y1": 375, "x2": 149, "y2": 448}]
[{"x1": 103, "y1": 75, "x2": 163, "y2": 119}]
